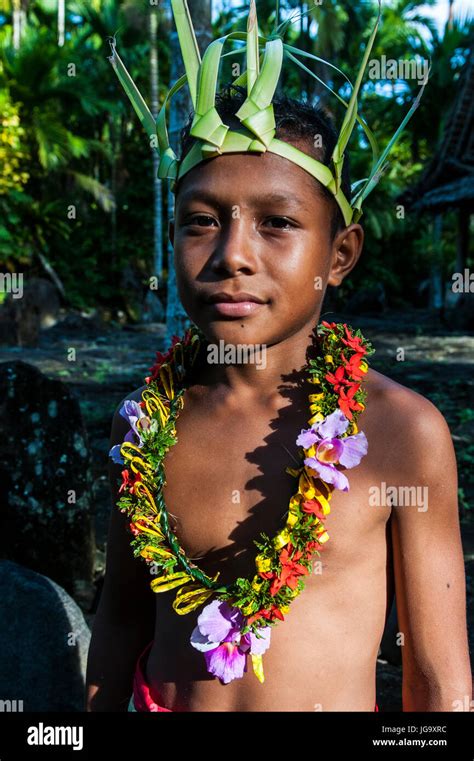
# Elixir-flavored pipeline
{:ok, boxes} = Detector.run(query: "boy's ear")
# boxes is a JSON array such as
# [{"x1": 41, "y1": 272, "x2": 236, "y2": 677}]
[
  {"x1": 168, "y1": 217, "x2": 175, "y2": 247},
  {"x1": 327, "y1": 224, "x2": 364, "y2": 287}
]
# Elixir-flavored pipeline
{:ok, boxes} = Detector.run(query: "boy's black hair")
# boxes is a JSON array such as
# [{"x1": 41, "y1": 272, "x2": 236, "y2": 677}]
[{"x1": 177, "y1": 83, "x2": 352, "y2": 241}]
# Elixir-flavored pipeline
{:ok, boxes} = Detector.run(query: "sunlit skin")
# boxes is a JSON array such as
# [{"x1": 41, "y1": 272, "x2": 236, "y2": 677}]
[{"x1": 86, "y1": 142, "x2": 471, "y2": 713}]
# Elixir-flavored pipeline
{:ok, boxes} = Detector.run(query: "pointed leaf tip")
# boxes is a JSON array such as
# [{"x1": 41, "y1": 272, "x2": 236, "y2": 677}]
[{"x1": 248, "y1": 0, "x2": 257, "y2": 31}]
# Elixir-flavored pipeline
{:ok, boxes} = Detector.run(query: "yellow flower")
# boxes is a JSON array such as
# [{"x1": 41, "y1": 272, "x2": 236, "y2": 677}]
[
  {"x1": 273, "y1": 528, "x2": 291, "y2": 549},
  {"x1": 308, "y1": 393, "x2": 324, "y2": 403},
  {"x1": 172, "y1": 584, "x2": 215, "y2": 615},
  {"x1": 308, "y1": 376, "x2": 321, "y2": 385},
  {"x1": 359, "y1": 361, "x2": 368, "y2": 373},
  {"x1": 140, "y1": 544, "x2": 172, "y2": 560},
  {"x1": 315, "y1": 529, "x2": 330, "y2": 544},
  {"x1": 289, "y1": 494, "x2": 302, "y2": 510},
  {"x1": 308, "y1": 412, "x2": 324, "y2": 425},
  {"x1": 150, "y1": 571, "x2": 192, "y2": 593},
  {"x1": 286, "y1": 511, "x2": 298, "y2": 527},
  {"x1": 325, "y1": 354, "x2": 334, "y2": 364},
  {"x1": 298, "y1": 473, "x2": 316, "y2": 500},
  {"x1": 255, "y1": 555, "x2": 272, "y2": 572}
]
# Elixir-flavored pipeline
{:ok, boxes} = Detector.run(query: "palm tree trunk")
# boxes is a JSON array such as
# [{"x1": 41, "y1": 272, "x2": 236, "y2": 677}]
[
  {"x1": 58, "y1": 0, "x2": 65, "y2": 47},
  {"x1": 430, "y1": 214, "x2": 443, "y2": 310},
  {"x1": 448, "y1": 0, "x2": 454, "y2": 31},
  {"x1": 150, "y1": 4, "x2": 163, "y2": 280},
  {"x1": 12, "y1": 0, "x2": 26, "y2": 50},
  {"x1": 165, "y1": 0, "x2": 212, "y2": 344}
]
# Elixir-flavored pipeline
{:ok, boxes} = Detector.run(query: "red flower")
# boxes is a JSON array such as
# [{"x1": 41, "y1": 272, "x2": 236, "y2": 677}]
[
  {"x1": 321, "y1": 320, "x2": 337, "y2": 329},
  {"x1": 247, "y1": 605, "x2": 285, "y2": 626},
  {"x1": 341, "y1": 325, "x2": 366, "y2": 355},
  {"x1": 338, "y1": 384, "x2": 364, "y2": 420},
  {"x1": 325, "y1": 365, "x2": 350, "y2": 392},
  {"x1": 118, "y1": 469, "x2": 131, "y2": 494},
  {"x1": 146, "y1": 328, "x2": 197, "y2": 384},
  {"x1": 342, "y1": 351, "x2": 366, "y2": 381},
  {"x1": 264, "y1": 544, "x2": 310, "y2": 597},
  {"x1": 118, "y1": 468, "x2": 142, "y2": 495},
  {"x1": 302, "y1": 500, "x2": 326, "y2": 520},
  {"x1": 304, "y1": 539, "x2": 325, "y2": 559}
]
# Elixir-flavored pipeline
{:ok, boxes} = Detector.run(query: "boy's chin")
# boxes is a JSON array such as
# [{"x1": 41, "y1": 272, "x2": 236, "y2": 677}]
[{"x1": 194, "y1": 320, "x2": 269, "y2": 346}]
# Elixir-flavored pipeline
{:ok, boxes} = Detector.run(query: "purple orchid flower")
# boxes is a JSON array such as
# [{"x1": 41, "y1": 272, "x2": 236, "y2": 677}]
[
  {"x1": 190, "y1": 599, "x2": 271, "y2": 684},
  {"x1": 296, "y1": 409, "x2": 367, "y2": 492},
  {"x1": 108, "y1": 399, "x2": 151, "y2": 465}
]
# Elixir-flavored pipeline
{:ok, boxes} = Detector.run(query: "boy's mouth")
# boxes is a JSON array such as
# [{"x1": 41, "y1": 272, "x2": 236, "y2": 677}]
[{"x1": 204, "y1": 291, "x2": 268, "y2": 318}]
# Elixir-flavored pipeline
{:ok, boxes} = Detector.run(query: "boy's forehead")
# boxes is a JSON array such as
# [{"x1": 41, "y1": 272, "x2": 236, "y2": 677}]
[{"x1": 175, "y1": 149, "x2": 320, "y2": 209}]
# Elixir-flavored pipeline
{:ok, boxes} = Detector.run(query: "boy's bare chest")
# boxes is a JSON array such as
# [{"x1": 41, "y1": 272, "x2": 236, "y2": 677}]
[{"x1": 160, "y1": 392, "x2": 388, "y2": 586}]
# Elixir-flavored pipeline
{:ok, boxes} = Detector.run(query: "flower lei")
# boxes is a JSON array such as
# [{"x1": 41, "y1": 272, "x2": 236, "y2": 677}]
[{"x1": 109, "y1": 321, "x2": 374, "y2": 685}]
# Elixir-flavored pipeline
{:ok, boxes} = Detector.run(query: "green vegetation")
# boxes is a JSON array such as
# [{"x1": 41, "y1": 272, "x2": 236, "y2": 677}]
[{"x1": 0, "y1": 1, "x2": 472, "y2": 313}]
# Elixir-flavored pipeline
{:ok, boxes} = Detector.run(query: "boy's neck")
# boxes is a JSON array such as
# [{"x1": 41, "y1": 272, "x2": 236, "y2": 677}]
[{"x1": 189, "y1": 321, "x2": 321, "y2": 408}]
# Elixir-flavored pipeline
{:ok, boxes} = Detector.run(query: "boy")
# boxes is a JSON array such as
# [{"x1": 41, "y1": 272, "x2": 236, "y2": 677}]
[{"x1": 85, "y1": 84, "x2": 471, "y2": 712}]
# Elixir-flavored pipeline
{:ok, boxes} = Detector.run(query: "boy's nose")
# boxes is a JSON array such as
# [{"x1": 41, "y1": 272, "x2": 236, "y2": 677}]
[{"x1": 211, "y1": 218, "x2": 258, "y2": 275}]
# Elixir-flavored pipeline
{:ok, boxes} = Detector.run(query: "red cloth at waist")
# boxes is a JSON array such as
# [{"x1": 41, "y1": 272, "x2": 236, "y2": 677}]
[{"x1": 132, "y1": 639, "x2": 172, "y2": 712}]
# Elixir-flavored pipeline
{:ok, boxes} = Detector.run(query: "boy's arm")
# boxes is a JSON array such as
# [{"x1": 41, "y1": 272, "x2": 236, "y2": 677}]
[
  {"x1": 85, "y1": 386, "x2": 157, "y2": 711},
  {"x1": 390, "y1": 394, "x2": 472, "y2": 711}
]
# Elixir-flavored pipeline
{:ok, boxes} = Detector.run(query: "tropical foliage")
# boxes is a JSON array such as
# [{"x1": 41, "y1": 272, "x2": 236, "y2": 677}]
[{"x1": 0, "y1": 0, "x2": 472, "y2": 313}]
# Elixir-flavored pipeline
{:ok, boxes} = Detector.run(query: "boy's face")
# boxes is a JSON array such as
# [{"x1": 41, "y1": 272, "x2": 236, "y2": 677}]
[{"x1": 169, "y1": 140, "x2": 363, "y2": 349}]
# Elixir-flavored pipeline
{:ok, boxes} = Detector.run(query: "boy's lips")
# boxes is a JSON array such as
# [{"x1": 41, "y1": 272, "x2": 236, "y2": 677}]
[{"x1": 204, "y1": 291, "x2": 268, "y2": 318}]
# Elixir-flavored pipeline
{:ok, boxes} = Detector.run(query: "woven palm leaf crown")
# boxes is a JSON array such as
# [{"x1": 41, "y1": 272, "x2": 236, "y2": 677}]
[{"x1": 108, "y1": 0, "x2": 428, "y2": 227}]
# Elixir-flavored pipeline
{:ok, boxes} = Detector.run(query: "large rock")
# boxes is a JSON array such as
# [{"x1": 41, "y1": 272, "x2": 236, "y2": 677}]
[
  {"x1": 0, "y1": 361, "x2": 95, "y2": 594},
  {"x1": 0, "y1": 277, "x2": 60, "y2": 347},
  {"x1": 0, "y1": 561, "x2": 91, "y2": 712}
]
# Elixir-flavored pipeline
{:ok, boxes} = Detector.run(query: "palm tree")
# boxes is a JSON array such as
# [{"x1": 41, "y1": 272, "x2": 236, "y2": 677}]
[
  {"x1": 165, "y1": 0, "x2": 213, "y2": 343},
  {"x1": 149, "y1": 2, "x2": 163, "y2": 281},
  {"x1": 11, "y1": 0, "x2": 27, "y2": 49},
  {"x1": 58, "y1": 0, "x2": 65, "y2": 46}
]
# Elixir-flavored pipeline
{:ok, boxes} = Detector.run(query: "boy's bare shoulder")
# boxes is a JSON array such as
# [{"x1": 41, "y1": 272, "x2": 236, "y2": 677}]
[
  {"x1": 364, "y1": 367, "x2": 455, "y2": 478},
  {"x1": 366, "y1": 367, "x2": 447, "y2": 425}
]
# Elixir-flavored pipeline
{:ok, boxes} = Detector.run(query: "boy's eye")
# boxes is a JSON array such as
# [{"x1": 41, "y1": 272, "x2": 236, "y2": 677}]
[
  {"x1": 265, "y1": 216, "x2": 295, "y2": 230},
  {"x1": 187, "y1": 214, "x2": 216, "y2": 227}
]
